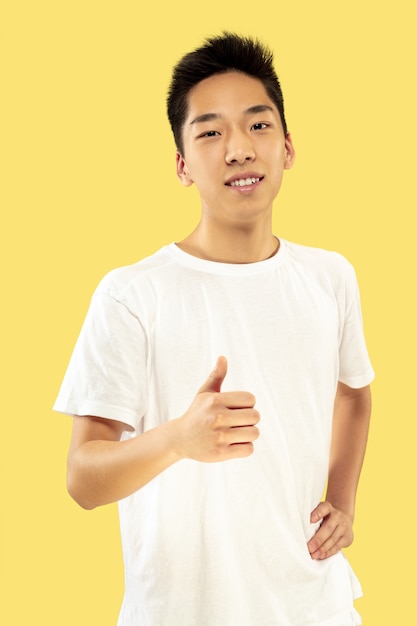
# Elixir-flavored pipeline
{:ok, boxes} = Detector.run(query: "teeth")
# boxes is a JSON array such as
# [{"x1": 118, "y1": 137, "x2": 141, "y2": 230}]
[{"x1": 230, "y1": 177, "x2": 260, "y2": 187}]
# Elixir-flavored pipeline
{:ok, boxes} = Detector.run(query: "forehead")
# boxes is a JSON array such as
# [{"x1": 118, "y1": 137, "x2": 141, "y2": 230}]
[{"x1": 185, "y1": 71, "x2": 278, "y2": 120}]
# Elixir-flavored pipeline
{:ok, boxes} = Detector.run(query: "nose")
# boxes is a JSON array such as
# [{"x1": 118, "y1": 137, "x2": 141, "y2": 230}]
[{"x1": 225, "y1": 131, "x2": 255, "y2": 165}]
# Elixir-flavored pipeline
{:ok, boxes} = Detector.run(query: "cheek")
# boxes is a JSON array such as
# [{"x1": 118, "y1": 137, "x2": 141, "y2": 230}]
[
  {"x1": 272, "y1": 147, "x2": 287, "y2": 175},
  {"x1": 194, "y1": 157, "x2": 219, "y2": 184}
]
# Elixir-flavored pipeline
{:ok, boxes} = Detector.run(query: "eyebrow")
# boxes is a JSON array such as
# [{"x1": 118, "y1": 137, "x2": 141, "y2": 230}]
[{"x1": 189, "y1": 104, "x2": 274, "y2": 125}]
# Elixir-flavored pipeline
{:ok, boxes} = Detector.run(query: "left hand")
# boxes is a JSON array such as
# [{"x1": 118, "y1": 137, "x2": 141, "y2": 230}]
[{"x1": 307, "y1": 501, "x2": 354, "y2": 560}]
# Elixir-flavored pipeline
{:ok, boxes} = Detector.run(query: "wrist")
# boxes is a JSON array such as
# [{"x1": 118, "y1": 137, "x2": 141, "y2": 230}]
[
  {"x1": 162, "y1": 418, "x2": 187, "y2": 462},
  {"x1": 324, "y1": 495, "x2": 355, "y2": 523}
]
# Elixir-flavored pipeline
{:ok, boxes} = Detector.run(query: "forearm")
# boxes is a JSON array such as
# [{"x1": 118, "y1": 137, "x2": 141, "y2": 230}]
[
  {"x1": 67, "y1": 420, "x2": 182, "y2": 510},
  {"x1": 325, "y1": 383, "x2": 372, "y2": 521},
  {"x1": 67, "y1": 358, "x2": 259, "y2": 510}
]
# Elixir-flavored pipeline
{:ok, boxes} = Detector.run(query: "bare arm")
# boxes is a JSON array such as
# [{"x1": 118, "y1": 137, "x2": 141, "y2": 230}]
[
  {"x1": 308, "y1": 381, "x2": 372, "y2": 559},
  {"x1": 67, "y1": 415, "x2": 181, "y2": 510},
  {"x1": 67, "y1": 357, "x2": 260, "y2": 510},
  {"x1": 326, "y1": 381, "x2": 372, "y2": 519}
]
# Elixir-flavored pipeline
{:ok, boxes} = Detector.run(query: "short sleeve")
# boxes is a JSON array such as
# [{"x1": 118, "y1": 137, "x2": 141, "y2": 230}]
[
  {"x1": 53, "y1": 291, "x2": 148, "y2": 432},
  {"x1": 338, "y1": 262, "x2": 374, "y2": 388}
]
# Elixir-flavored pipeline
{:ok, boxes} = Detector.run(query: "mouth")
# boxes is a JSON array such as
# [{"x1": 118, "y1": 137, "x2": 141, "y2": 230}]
[{"x1": 225, "y1": 175, "x2": 264, "y2": 188}]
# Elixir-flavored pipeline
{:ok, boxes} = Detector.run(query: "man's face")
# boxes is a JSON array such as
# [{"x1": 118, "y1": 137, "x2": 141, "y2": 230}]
[{"x1": 176, "y1": 71, "x2": 295, "y2": 227}]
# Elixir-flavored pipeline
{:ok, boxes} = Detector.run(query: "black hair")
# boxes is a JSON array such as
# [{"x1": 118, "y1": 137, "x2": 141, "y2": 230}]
[{"x1": 167, "y1": 32, "x2": 288, "y2": 155}]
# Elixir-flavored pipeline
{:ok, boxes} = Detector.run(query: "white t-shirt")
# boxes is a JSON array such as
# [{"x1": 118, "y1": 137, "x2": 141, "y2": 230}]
[{"x1": 54, "y1": 239, "x2": 374, "y2": 626}]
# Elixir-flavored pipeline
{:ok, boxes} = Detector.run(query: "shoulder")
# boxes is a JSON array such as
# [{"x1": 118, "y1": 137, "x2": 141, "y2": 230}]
[
  {"x1": 284, "y1": 239, "x2": 351, "y2": 267},
  {"x1": 283, "y1": 240, "x2": 356, "y2": 281},
  {"x1": 94, "y1": 245, "x2": 175, "y2": 301},
  {"x1": 281, "y1": 240, "x2": 361, "y2": 304}
]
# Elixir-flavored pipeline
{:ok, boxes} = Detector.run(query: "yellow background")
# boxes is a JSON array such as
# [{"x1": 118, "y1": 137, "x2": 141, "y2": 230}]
[{"x1": 1, "y1": 1, "x2": 415, "y2": 624}]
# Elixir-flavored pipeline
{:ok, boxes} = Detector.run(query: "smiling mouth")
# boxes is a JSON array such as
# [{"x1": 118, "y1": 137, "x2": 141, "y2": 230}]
[{"x1": 227, "y1": 177, "x2": 262, "y2": 187}]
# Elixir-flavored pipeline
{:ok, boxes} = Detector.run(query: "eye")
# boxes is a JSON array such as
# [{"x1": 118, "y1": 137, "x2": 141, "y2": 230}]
[
  {"x1": 251, "y1": 122, "x2": 270, "y2": 131},
  {"x1": 198, "y1": 130, "x2": 220, "y2": 138}
]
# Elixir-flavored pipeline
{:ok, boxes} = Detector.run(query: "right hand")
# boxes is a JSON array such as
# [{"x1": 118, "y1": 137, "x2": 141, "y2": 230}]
[{"x1": 171, "y1": 356, "x2": 260, "y2": 462}]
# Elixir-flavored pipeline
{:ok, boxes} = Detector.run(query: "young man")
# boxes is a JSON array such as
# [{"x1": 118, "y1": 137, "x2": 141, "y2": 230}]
[{"x1": 54, "y1": 33, "x2": 374, "y2": 626}]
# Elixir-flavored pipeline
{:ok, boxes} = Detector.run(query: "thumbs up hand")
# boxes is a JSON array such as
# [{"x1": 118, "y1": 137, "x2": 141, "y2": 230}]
[
  {"x1": 170, "y1": 357, "x2": 260, "y2": 463},
  {"x1": 197, "y1": 354, "x2": 229, "y2": 394}
]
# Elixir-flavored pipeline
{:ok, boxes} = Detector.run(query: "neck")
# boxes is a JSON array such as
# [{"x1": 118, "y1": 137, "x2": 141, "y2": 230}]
[{"x1": 177, "y1": 222, "x2": 279, "y2": 264}]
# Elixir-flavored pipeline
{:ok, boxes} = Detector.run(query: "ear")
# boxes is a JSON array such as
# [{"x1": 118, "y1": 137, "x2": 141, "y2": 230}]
[
  {"x1": 284, "y1": 133, "x2": 296, "y2": 170},
  {"x1": 176, "y1": 152, "x2": 194, "y2": 187}
]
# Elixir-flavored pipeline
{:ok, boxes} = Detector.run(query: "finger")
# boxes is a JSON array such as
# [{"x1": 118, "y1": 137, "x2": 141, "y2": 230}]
[
  {"x1": 308, "y1": 507, "x2": 336, "y2": 555},
  {"x1": 231, "y1": 425, "x2": 260, "y2": 444},
  {"x1": 214, "y1": 408, "x2": 260, "y2": 428},
  {"x1": 308, "y1": 520, "x2": 336, "y2": 555},
  {"x1": 220, "y1": 425, "x2": 260, "y2": 446},
  {"x1": 223, "y1": 442, "x2": 255, "y2": 459},
  {"x1": 316, "y1": 527, "x2": 346, "y2": 555},
  {"x1": 310, "y1": 501, "x2": 333, "y2": 524},
  {"x1": 198, "y1": 356, "x2": 228, "y2": 394},
  {"x1": 218, "y1": 391, "x2": 257, "y2": 409},
  {"x1": 309, "y1": 527, "x2": 347, "y2": 560},
  {"x1": 308, "y1": 512, "x2": 352, "y2": 559}
]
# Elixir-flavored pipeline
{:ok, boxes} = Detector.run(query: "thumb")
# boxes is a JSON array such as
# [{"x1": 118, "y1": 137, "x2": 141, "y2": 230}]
[
  {"x1": 198, "y1": 356, "x2": 228, "y2": 394},
  {"x1": 310, "y1": 501, "x2": 332, "y2": 523}
]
